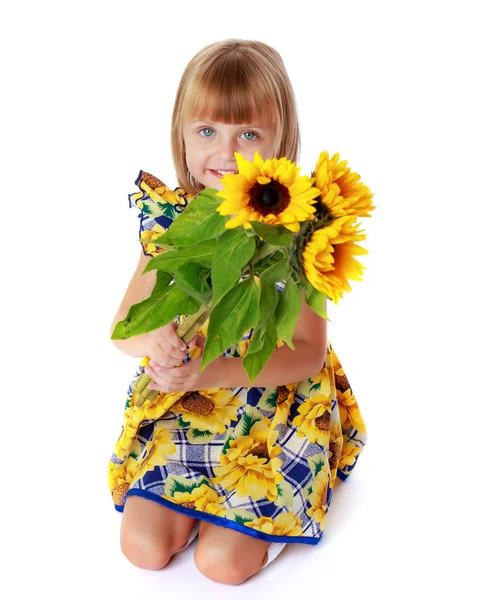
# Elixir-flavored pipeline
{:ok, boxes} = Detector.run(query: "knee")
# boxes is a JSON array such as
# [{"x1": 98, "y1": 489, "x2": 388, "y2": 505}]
[
  {"x1": 120, "y1": 531, "x2": 185, "y2": 571},
  {"x1": 194, "y1": 545, "x2": 261, "y2": 586}
]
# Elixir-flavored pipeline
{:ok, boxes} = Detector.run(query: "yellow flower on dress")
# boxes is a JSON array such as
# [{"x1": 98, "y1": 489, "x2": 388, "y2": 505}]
[
  {"x1": 215, "y1": 151, "x2": 319, "y2": 233},
  {"x1": 302, "y1": 215, "x2": 369, "y2": 303},
  {"x1": 305, "y1": 465, "x2": 330, "y2": 527},
  {"x1": 114, "y1": 392, "x2": 184, "y2": 460},
  {"x1": 108, "y1": 457, "x2": 138, "y2": 507},
  {"x1": 163, "y1": 483, "x2": 227, "y2": 517},
  {"x1": 212, "y1": 419, "x2": 284, "y2": 501},
  {"x1": 170, "y1": 389, "x2": 242, "y2": 434},
  {"x1": 337, "y1": 388, "x2": 367, "y2": 434},
  {"x1": 132, "y1": 177, "x2": 183, "y2": 207},
  {"x1": 328, "y1": 419, "x2": 344, "y2": 487},
  {"x1": 135, "y1": 426, "x2": 177, "y2": 480},
  {"x1": 292, "y1": 393, "x2": 332, "y2": 447},
  {"x1": 312, "y1": 151, "x2": 375, "y2": 219},
  {"x1": 338, "y1": 436, "x2": 362, "y2": 471},
  {"x1": 297, "y1": 365, "x2": 331, "y2": 397},
  {"x1": 114, "y1": 418, "x2": 142, "y2": 460},
  {"x1": 140, "y1": 224, "x2": 167, "y2": 257},
  {"x1": 244, "y1": 510, "x2": 303, "y2": 537},
  {"x1": 270, "y1": 384, "x2": 297, "y2": 429}
]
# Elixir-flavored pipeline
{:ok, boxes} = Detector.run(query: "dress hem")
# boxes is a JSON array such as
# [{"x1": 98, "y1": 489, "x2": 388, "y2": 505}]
[{"x1": 115, "y1": 488, "x2": 324, "y2": 546}]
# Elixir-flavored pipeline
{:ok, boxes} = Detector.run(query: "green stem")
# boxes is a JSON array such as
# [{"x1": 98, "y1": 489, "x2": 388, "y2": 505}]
[
  {"x1": 134, "y1": 304, "x2": 212, "y2": 408},
  {"x1": 176, "y1": 304, "x2": 211, "y2": 344},
  {"x1": 134, "y1": 372, "x2": 151, "y2": 395},
  {"x1": 251, "y1": 243, "x2": 277, "y2": 266}
]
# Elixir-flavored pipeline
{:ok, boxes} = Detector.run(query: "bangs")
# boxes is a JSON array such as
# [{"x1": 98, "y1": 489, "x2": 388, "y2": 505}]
[{"x1": 182, "y1": 62, "x2": 280, "y2": 127}]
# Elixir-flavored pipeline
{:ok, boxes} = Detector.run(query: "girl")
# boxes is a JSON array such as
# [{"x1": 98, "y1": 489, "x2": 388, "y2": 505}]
[{"x1": 109, "y1": 39, "x2": 367, "y2": 585}]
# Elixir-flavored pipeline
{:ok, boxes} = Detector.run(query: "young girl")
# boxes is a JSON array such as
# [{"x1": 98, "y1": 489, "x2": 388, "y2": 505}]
[{"x1": 109, "y1": 39, "x2": 367, "y2": 585}]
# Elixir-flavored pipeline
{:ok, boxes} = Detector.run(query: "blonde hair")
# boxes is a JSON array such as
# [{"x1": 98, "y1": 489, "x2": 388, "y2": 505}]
[{"x1": 171, "y1": 39, "x2": 301, "y2": 196}]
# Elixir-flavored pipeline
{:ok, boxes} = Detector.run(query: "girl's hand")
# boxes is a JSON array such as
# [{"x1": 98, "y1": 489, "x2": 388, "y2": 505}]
[
  {"x1": 144, "y1": 335, "x2": 221, "y2": 392},
  {"x1": 144, "y1": 322, "x2": 197, "y2": 367}
]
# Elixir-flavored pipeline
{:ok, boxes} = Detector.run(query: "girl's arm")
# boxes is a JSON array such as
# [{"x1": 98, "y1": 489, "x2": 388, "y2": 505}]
[
  {"x1": 215, "y1": 293, "x2": 327, "y2": 388},
  {"x1": 146, "y1": 292, "x2": 328, "y2": 392},
  {"x1": 109, "y1": 249, "x2": 157, "y2": 357}
]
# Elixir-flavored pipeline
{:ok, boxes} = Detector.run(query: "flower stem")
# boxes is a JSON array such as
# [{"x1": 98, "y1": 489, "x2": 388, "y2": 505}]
[{"x1": 133, "y1": 304, "x2": 212, "y2": 408}]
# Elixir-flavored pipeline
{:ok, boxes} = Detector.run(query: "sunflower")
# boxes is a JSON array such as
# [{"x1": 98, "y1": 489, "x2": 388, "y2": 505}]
[
  {"x1": 305, "y1": 465, "x2": 330, "y2": 527},
  {"x1": 292, "y1": 392, "x2": 332, "y2": 447},
  {"x1": 244, "y1": 510, "x2": 303, "y2": 537},
  {"x1": 139, "y1": 224, "x2": 168, "y2": 257},
  {"x1": 328, "y1": 419, "x2": 343, "y2": 488},
  {"x1": 312, "y1": 151, "x2": 375, "y2": 219},
  {"x1": 296, "y1": 364, "x2": 331, "y2": 397},
  {"x1": 134, "y1": 426, "x2": 177, "y2": 478},
  {"x1": 170, "y1": 388, "x2": 242, "y2": 434},
  {"x1": 114, "y1": 391, "x2": 184, "y2": 460},
  {"x1": 337, "y1": 388, "x2": 367, "y2": 434},
  {"x1": 270, "y1": 384, "x2": 297, "y2": 429},
  {"x1": 215, "y1": 151, "x2": 319, "y2": 233},
  {"x1": 108, "y1": 456, "x2": 139, "y2": 507},
  {"x1": 163, "y1": 483, "x2": 227, "y2": 517},
  {"x1": 211, "y1": 418, "x2": 283, "y2": 501},
  {"x1": 338, "y1": 436, "x2": 362, "y2": 471},
  {"x1": 302, "y1": 215, "x2": 369, "y2": 303}
]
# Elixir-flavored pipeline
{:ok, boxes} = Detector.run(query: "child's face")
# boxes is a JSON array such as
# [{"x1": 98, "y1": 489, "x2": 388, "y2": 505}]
[{"x1": 183, "y1": 117, "x2": 279, "y2": 190}]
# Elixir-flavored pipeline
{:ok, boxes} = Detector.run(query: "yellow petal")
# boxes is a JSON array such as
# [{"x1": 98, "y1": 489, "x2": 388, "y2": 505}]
[{"x1": 235, "y1": 152, "x2": 259, "y2": 183}]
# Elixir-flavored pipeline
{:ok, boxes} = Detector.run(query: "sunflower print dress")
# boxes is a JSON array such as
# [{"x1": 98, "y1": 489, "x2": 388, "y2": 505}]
[{"x1": 108, "y1": 171, "x2": 368, "y2": 546}]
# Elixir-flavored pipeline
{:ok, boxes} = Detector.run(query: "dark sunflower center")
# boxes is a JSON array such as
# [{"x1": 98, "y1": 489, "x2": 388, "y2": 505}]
[
  {"x1": 181, "y1": 392, "x2": 214, "y2": 416},
  {"x1": 251, "y1": 180, "x2": 290, "y2": 216},
  {"x1": 249, "y1": 441, "x2": 270, "y2": 460},
  {"x1": 315, "y1": 412, "x2": 331, "y2": 431},
  {"x1": 276, "y1": 385, "x2": 290, "y2": 405}
]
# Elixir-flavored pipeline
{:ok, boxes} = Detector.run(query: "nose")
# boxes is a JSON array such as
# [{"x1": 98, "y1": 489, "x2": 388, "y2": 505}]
[{"x1": 215, "y1": 136, "x2": 238, "y2": 162}]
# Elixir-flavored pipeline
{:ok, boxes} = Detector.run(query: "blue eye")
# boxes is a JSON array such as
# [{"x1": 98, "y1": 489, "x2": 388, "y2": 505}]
[
  {"x1": 199, "y1": 128, "x2": 214, "y2": 137},
  {"x1": 198, "y1": 128, "x2": 259, "y2": 141}
]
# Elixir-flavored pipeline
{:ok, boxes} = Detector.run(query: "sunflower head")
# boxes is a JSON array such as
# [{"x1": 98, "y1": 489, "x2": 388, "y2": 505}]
[
  {"x1": 215, "y1": 151, "x2": 320, "y2": 233},
  {"x1": 312, "y1": 151, "x2": 375, "y2": 219},
  {"x1": 302, "y1": 215, "x2": 369, "y2": 303}
]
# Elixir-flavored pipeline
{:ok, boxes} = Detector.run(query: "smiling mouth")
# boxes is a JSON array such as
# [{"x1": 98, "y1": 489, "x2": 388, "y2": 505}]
[{"x1": 209, "y1": 169, "x2": 239, "y2": 177}]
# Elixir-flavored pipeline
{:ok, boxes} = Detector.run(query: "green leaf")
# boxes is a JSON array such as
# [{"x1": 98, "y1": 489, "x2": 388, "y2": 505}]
[
  {"x1": 175, "y1": 263, "x2": 212, "y2": 305},
  {"x1": 177, "y1": 416, "x2": 191, "y2": 428},
  {"x1": 305, "y1": 281, "x2": 328, "y2": 320},
  {"x1": 136, "y1": 197, "x2": 168, "y2": 218},
  {"x1": 249, "y1": 221, "x2": 293, "y2": 247},
  {"x1": 212, "y1": 228, "x2": 256, "y2": 304},
  {"x1": 221, "y1": 428, "x2": 235, "y2": 455},
  {"x1": 274, "y1": 481, "x2": 294, "y2": 507},
  {"x1": 275, "y1": 277, "x2": 302, "y2": 350},
  {"x1": 164, "y1": 474, "x2": 211, "y2": 497},
  {"x1": 234, "y1": 406, "x2": 263, "y2": 437},
  {"x1": 143, "y1": 238, "x2": 217, "y2": 273},
  {"x1": 201, "y1": 277, "x2": 260, "y2": 370},
  {"x1": 111, "y1": 272, "x2": 200, "y2": 339},
  {"x1": 243, "y1": 317, "x2": 278, "y2": 385},
  {"x1": 151, "y1": 188, "x2": 227, "y2": 247},
  {"x1": 256, "y1": 256, "x2": 289, "y2": 330},
  {"x1": 224, "y1": 508, "x2": 256, "y2": 524},
  {"x1": 307, "y1": 453, "x2": 327, "y2": 478},
  {"x1": 186, "y1": 428, "x2": 216, "y2": 444}
]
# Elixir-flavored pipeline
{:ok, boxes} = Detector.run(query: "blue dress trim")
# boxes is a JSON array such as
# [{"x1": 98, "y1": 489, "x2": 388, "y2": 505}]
[{"x1": 116, "y1": 488, "x2": 323, "y2": 546}]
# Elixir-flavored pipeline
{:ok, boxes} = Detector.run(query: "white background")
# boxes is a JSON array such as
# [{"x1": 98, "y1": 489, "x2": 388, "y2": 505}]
[{"x1": 1, "y1": 1, "x2": 477, "y2": 598}]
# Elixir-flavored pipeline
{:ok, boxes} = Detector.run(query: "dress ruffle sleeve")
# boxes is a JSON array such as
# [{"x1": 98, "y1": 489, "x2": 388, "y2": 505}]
[{"x1": 128, "y1": 170, "x2": 193, "y2": 257}]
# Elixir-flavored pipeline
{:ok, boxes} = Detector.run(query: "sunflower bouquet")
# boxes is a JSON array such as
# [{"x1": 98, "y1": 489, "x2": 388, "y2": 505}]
[{"x1": 112, "y1": 151, "x2": 374, "y2": 406}]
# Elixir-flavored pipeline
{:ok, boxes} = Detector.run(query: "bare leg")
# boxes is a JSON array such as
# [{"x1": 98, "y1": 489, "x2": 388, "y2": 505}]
[
  {"x1": 194, "y1": 520, "x2": 270, "y2": 585},
  {"x1": 120, "y1": 496, "x2": 197, "y2": 570}
]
